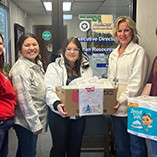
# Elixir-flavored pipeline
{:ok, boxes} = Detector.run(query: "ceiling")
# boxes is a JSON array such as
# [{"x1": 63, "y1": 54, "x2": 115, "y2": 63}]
[{"x1": 11, "y1": 0, "x2": 131, "y2": 17}]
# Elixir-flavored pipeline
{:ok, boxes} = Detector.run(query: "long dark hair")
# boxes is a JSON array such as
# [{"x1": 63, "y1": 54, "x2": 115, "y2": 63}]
[
  {"x1": 0, "y1": 33, "x2": 4, "y2": 73},
  {"x1": 62, "y1": 37, "x2": 89, "y2": 76},
  {"x1": 18, "y1": 33, "x2": 40, "y2": 63}
]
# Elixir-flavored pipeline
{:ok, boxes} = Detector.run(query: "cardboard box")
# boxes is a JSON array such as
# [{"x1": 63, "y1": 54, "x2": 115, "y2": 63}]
[
  {"x1": 127, "y1": 96, "x2": 157, "y2": 141},
  {"x1": 56, "y1": 86, "x2": 117, "y2": 116}
]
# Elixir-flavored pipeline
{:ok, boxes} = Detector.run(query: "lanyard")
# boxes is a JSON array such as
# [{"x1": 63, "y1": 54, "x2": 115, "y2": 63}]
[{"x1": 113, "y1": 55, "x2": 119, "y2": 88}]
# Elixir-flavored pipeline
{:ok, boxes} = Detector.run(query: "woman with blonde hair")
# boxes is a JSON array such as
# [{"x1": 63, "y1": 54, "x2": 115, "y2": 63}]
[{"x1": 108, "y1": 16, "x2": 148, "y2": 157}]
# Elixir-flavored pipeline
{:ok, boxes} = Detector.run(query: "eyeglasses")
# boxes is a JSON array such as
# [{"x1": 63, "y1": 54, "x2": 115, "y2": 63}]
[{"x1": 65, "y1": 48, "x2": 80, "y2": 52}]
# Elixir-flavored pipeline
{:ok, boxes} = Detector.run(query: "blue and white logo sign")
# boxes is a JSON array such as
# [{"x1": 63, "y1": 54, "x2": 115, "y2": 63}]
[{"x1": 79, "y1": 21, "x2": 90, "y2": 32}]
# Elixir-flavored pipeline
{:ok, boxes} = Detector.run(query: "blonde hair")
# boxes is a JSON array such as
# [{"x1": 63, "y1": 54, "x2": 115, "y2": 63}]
[{"x1": 113, "y1": 16, "x2": 138, "y2": 44}]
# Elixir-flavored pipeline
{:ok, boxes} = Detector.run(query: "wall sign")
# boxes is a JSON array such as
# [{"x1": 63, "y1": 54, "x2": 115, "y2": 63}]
[
  {"x1": 14, "y1": 23, "x2": 25, "y2": 61},
  {"x1": 79, "y1": 21, "x2": 90, "y2": 32},
  {"x1": 79, "y1": 14, "x2": 113, "y2": 34},
  {"x1": 77, "y1": 14, "x2": 116, "y2": 54},
  {"x1": 42, "y1": 31, "x2": 52, "y2": 41},
  {"x1": 77, "y1": 14, "x2": 117, "y2": 77}
]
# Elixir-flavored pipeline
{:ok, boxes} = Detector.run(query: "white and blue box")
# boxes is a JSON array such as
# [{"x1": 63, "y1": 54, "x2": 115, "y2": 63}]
[{"x1": 127, "y1": 96, "x2": 157, "y2": 141}]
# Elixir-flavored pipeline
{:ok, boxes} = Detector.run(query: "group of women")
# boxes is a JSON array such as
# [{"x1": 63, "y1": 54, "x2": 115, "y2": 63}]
[{"x1": 0, "y1": 15, "x2": 157, "y2": 157}]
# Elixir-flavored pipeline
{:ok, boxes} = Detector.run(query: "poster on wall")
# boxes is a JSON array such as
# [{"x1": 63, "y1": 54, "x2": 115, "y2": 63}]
[
  {"x1": 14, "y1": 23, "x2": 25, "y2": 61},
  {"x1": 77, "y1": 14, "x2": 117, "y2": 77},
  {"x1": 79, "y1": 14, "x2": 113, "y2": 34}
]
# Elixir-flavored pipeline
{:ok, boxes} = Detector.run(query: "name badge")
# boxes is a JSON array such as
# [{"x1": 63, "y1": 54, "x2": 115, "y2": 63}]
[{"x1": 113, "y1": 77, "x2": 118, "y2": 88}]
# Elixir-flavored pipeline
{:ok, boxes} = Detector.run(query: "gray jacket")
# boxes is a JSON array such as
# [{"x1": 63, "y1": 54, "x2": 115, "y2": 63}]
[{"x1": 9, "y1": 55, "x2": 48, "y2": 133}]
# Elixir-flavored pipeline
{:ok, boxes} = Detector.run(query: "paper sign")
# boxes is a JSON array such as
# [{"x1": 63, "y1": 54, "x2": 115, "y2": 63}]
[{"x1": 79, "y1": 86, "x2": 103, "y2": 116}]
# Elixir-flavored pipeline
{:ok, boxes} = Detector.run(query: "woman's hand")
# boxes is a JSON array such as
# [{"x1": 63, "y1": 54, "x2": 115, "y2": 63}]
[
  {"x1": 112, "y1": 102, "x2": 120, "y2": 116},
  {"x1": 57, "y1": 104, "x2": 68, "y2": 117},
  {"x1": 34, "y1": 129, "x2": 42, "y2": 135}
]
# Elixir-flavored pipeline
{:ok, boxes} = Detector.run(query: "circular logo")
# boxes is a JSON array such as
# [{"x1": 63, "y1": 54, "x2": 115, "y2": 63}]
[
  {"x1": 46, "y1": 43, "x2": 53, "y2": 53},
  {"x1": 79, "y1": 21, "x2": 90, "y2": 32},
  {"x1": 42, "y1": 31, "x2": 52, "y2": 41}
]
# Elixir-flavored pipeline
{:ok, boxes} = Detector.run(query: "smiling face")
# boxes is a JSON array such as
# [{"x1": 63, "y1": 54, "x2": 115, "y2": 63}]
[
  {"x1": 117, "y1": 21, "x2": 133, "y2": 48},
  {"x1": 21, "y1": 37, "x2": 39, "y2": 62},
  {"x1": 65, "y1": 42, "x2": 80, "y2": 67},
  {"x1": 0, "y1": 36, "x2": 3, "y2": 55},
  {"x1": 142, "y1": 115, "x2": 152, "y2": 126}
]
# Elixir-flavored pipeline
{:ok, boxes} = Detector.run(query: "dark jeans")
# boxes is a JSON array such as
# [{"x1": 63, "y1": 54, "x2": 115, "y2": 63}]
[
  {"x1": 111, "y1": 116, "x2": 147, "y2": 157},
  {"x1": 13, "y1": 124, "x2": 38, "y2": 157},
  {"x1": 49, "y1": 109, "x2": 86, "y2": 157},
  {"x1": 0, "y1": 118, "x2": 14, "y2": 157},
  {"x1": 150, "y1": 139, "x2": 157, "y2": 155}
]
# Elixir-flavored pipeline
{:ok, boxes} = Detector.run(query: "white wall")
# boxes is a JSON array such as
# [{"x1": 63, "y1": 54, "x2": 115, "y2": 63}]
[
  {"x1": 137, "y1": 0, "x2": 157, "y2": 75},
  {"x1": 29, "y1": 15, "x2": 51, "y2": 26},
  {"x1": 9, "y1": 1, "x2": 31, "y2": 63}
]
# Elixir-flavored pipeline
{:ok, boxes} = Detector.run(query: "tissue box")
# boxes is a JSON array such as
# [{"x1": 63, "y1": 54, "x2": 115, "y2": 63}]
[
  {"x1": 127, "y1": 96, "x2": 157, "y2": 141},
  {"x1": 56, "y1": 86, "x2": 117, "y2": 116}
]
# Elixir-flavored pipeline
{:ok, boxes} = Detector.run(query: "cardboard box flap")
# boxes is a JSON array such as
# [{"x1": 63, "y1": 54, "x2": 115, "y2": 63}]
[
  {"x1": 56, "y1": 86, "x2": 79, "y2": 116},
  {"x1": 56, "y1": 86, "x2": 64, "y2": 103}
]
